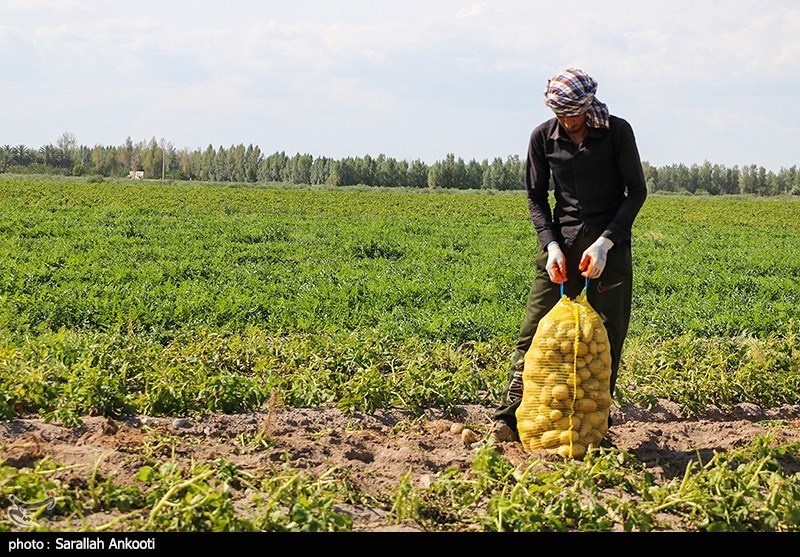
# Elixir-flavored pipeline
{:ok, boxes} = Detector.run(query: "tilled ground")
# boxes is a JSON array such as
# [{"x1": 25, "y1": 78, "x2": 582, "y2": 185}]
[{"x1": 3, "y1": 400, "x2": 800, "y2": 531}]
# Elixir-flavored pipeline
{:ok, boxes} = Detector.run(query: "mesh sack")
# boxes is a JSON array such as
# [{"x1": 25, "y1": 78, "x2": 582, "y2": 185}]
[{"x1": 515, "y1": 289, "x2": 612, "y2": 459}]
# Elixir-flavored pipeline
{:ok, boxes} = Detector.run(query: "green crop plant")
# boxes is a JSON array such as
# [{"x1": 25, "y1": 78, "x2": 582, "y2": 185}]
[{"x1": 2, "y1": 176, "x2": 800, "y2": 532}]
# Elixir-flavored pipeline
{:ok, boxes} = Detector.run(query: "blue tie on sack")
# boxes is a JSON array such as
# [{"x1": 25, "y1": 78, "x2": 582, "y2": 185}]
[{"x1": 560, "y1": 277, "x2": 591, "y2": 299}]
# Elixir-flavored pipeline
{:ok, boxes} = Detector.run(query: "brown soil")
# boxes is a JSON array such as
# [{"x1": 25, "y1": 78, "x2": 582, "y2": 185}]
[{"x1": 3, "y1": 400, "x2": 800, "y2": 532}]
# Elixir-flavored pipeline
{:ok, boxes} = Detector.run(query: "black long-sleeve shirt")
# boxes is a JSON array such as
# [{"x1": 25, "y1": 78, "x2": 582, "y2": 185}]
[{"x1": 525, "y1": 114, "x2": 647, "y2": 249}]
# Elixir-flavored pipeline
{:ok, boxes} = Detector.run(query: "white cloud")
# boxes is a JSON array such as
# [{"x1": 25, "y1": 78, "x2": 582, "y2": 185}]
[
  {"x1": 456, "y1": 2, "x2": 490, "y2": 19},
  {"x1": 2, "y1": 0, "x2": 799, "y2": 169},
  {"x1": 3, "y1": 0, "x2": 87, "y2": 12}
]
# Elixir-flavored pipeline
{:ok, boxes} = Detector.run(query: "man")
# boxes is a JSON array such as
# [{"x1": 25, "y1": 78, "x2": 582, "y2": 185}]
[{"x1": 493, "y1": 67, "x2": 647, "y2": 442}]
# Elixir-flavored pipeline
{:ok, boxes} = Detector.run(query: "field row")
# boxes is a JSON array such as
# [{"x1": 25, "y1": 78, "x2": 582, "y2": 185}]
[{"x1": 1, "y1": 177, "x2": 799, "y2": 419}]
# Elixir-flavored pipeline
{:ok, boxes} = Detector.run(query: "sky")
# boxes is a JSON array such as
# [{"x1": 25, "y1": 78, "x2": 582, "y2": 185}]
[{"x1": 1, "y1": 0, "x2": 799, "y2": 171}]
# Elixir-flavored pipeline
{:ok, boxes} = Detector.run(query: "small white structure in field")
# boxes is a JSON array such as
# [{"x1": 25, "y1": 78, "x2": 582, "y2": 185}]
[{"x1": 129, "y1": 170, "x2": 144, "y2": 180}]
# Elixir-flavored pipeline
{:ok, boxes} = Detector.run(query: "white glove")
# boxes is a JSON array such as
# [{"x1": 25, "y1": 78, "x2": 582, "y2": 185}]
[
  {"x1": 580, "y1": 237, "x2": 614, "y2": 279},
  {"x1": 545, "y1": 241, "x2": 567, "y2": 284}
]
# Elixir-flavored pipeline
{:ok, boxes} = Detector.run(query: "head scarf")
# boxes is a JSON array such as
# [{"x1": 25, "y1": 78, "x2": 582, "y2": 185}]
[{"x1": 543, "y1": 68, "x2": 610, "y2": 129}]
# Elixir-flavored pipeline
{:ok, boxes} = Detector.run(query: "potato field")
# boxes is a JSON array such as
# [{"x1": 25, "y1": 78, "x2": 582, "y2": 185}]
[{"x1": 1, "y1": 175, "x2": 799, "y2": 533}]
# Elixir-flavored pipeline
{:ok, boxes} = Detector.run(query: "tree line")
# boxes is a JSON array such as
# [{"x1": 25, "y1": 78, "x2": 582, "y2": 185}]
[{"x1": 1, "y1": 133, "x2": 799, "y2": 195}]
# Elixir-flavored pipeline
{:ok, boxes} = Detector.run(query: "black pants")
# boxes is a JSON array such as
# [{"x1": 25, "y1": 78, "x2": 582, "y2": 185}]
[{"x1": 493, "y1": 231, "x2": 633, "y2": 431}]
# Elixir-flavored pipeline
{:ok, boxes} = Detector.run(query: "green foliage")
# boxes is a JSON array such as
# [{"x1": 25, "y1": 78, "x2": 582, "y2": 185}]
[
  {"x1": 1, "y1": 178, "x2": 800, "y2": 420},
  {"x1": 618, "y1": 324, "x2": 800, "y2": 411},
  {"x1": 252, "y1": 468, "x2": 353, "y2": 532},
  {"x1": 383, "y1": 438, "x2": 800, "y2": 532},
  {"x1": 0, "y1": 456, "x2": 354, "y2": 532},
  {"x1": 644, "y1": 437, "x2": 800, "y2": 531},
  {"x1": 0, "y1": 460, "x2": 78, "y2": 528},
  {"x1": 2, "y1": 177, "x2": 800, "y2": 533}
]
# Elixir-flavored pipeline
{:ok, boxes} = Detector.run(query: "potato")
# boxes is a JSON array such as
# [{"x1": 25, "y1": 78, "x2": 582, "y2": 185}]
[
  {"x1": 594, "y1": 392, "x2": 612, "y2": 409},
  {"x1": 534, "y1": 414, "x2": 552, "y2": 431},
  {"x1": 554, "y1": 417, "x2": 572, "y2": 430},
  {"x1": 538, "y1": 320, "x2": 557, "y2": 337},
  {"x1": 580, "y1": 321, "x2": 594, "y2": 343},
  {"x1": 594, "y1": 367, "x2": 611, "y2": 381},
  {"x1": 588, "y1": 359, "x2": 605, "y2": 373},
  {"x1": 559, "y1": 443, "x2": 587, "y2": 459},
  {"x1": 556, "y1": 323, "x2": 575, "y2": 339},
  {"x1": 544, "y1": 372, "x2": 561, "y2": 386},
  {"x1": 533, "y1": 336, "x2": 550, "y2": 349},
  {"x1": 586, "y1": 410, "x2": 608, "y2": 426},
  {"x1": 537, "y1": 403, "x2": 553, "y2": 414},
  {"x1": 523, "y1": 377, "x2": 540, "y2": 388},
  {"x1": 575, "y1": 397, "x2": 597, "y2": 413},
  {"x1": 540, "y1": 430, "x2": 561, "y2": 448},
  {"x1": 593, "y1": 328, "x2": 608, "y2": 344},
  {"x1": 570, "y1": 443, "x2": 587, "y2": 459},
  {"x1": 547, "y1": 398, "x2": 569, "y2": 411},
  {"x1": 583, "y1": 430, "x2": 604, "y2": 447},
  {"x1": 516, "y1": 419, "x2": 537, "y2": 433},
  {"x1": 582, "y1": 378, "x2": 600, "y2": 391},
  {"x1": 568, "y1": 415, "x2": 582, "y2": 430},
  {"x1": 559, "y1": 429, "x2": 579, "y2": 444},
  {"x1": 551, "y1": 384, "x2": 570, "y2": 400},
  {"x1": 515, "y1": 293, "x2": 613, "y2": 461}
]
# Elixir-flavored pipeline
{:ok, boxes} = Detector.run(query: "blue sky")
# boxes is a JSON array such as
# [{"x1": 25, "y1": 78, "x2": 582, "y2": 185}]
[{"x1": 2, "y1": 0, "x2": 799, "y2": 170}]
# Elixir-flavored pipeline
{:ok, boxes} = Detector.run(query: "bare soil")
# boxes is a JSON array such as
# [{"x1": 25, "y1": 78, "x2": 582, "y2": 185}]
[{"x1": 3, "y1": 400, "x2": 800, "y2": 532}]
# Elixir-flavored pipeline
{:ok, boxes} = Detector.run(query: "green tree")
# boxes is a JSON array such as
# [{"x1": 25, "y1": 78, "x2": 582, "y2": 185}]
[
  {"x1": 56, "y1": 131, "x2": 77, "y2": 169},
  {"x1": 12, "y1": 144, "x2": 33, "y2": 166},
  {"x1": 245, "y1": 144, "x2": 261, "y2": 182},
  {"x1": 0, "y1": 145, "x2": 13, "y2": 172},
  {"x1": 230, "y1": 144, "x2": 246, "y2": 182},
  {"x1": 504, "y1": 155, "x2": 524, "y2": 190},
  {"x1": 287, "y1": 153, "x2": 312, "y2": 184},
  {"x1": 214, "y1": 146, "x2": 231, "y2": 181},
  {"x1": 428, "y1": 154, "x2": 467, "y2": 189},
  {"x1": 258, "y1": 151, "x2": 288, "y2": 182},
  {"x1": 140, "y1": 137, "x2": 162, "y2": 178},
  {"x1": 697, "y1": 160, "x2": 712, "y2": 193},
  {"x1": 407, "y1": 159, "x2": 428, "y2": 188},
  {"x1": 641, "y1": 161, "x2": 658, "y2": 192},
  {"x1": 739, "y1": 164, "x2": 758, "y2": 194},
  {"x1": 310, "y1": 156, "x2": 331, "y2": 184},
  {"x1": 377, "y1": 156, "x2": 405, "y2": 187},
  {"x1": 199, "y1": 144, "x2": 215, "y2": 180},
  {"x1": 356, "y1": 155, "x2": 377, "y2": 185},
  {"x1": 118, "y1": 136, "x2": 135, "y2": 172},
  {"x1": 464, "y1": 159, "x2": 483, "y2": 190}
]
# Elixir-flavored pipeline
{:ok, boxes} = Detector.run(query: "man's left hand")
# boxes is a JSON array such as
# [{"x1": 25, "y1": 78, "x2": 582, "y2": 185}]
[{"x1": 579, "y1": 237, "x2": 614, "y2": 279}]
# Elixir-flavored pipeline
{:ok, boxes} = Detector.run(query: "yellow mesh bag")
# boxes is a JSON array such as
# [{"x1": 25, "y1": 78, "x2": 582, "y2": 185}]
[{"x1": 515, "y1": 288, "x2": 612, "y2": 460}]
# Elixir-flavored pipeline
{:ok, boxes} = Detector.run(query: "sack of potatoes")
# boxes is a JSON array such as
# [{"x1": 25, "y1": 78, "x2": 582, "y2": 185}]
[{"x1": 515, "y1": 293, "x2": 612, "y2": 459}]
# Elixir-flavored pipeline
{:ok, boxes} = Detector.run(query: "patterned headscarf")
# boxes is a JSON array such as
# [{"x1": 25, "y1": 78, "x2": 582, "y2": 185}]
[{"x1": 543, "y1": 68, "x2": 610, "y2": 129}]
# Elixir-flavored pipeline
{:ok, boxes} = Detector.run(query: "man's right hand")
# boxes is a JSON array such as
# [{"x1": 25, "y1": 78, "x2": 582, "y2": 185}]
[{"x1": 545, "y1": 241, "x2": 567, "y2": 284}]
